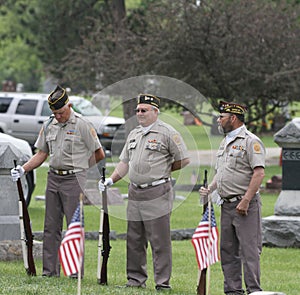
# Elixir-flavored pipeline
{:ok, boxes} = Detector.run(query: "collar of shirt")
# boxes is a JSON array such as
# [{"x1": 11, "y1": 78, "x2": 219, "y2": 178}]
[
  {"x1": 53, "y1": 108, "x2": 76, "y2": 125},
  {"x1": 225, "y1": 124, "x2": 244, "y2": 144},
  {"x1": 142, "y1": 122, "x2": 155, "y2": 134}
]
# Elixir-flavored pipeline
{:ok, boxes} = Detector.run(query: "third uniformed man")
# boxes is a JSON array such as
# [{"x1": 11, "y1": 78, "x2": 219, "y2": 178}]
[{"x1": 200, "y1": 100, "x2": 266, "y2": 295}]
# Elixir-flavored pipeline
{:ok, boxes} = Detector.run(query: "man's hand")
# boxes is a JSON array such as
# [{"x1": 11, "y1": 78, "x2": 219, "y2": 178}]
[
  {"x1": 11, "y1": 165, "x2": 25, "y2": 182},
  {"x1": 98, "y1": 178, "x2": 113, "y2": 192},
  {"x1": 199, "y1": 186, "x2": 210, "y2": 197},
  {"x1": 236, "y1": 197, "x2": 249, "y2": 216}
]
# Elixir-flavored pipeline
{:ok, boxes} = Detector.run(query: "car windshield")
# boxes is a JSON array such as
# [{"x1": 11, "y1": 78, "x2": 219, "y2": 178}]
[{"x1": 71, "y1": 99, "x2": 102, "y2": 116}]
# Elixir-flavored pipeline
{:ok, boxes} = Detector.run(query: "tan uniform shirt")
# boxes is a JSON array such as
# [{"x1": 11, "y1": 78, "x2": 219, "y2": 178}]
[
  {"x1": 35, "y1": 109, "x2": 101, "y2": 170},
  {"x1": 215, "y1": 125, "x2": 265, "y2": 198},
  {"x1": 120, "y1": 119, "x2": 188, "y2": 185}
]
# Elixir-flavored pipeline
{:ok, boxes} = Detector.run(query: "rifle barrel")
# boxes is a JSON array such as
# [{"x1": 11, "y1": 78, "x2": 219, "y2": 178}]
[
  {"x1": 98, "y1": 167, "x2": 111, "y2": 285},
  {"x1": 14, "y1": 160, "x2": 36, "y2": 276}
]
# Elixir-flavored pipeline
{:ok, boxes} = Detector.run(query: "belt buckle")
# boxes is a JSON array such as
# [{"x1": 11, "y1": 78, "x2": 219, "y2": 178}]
[
  {"x1": 57, "y1": 170, "x2": 64, "y2": 175},
  {"x1": 228, "y1": 195, "x2": 242, "y2": 202},
  {"x1": 140, "y1": 183, "x2": 148, "y2": 189}
]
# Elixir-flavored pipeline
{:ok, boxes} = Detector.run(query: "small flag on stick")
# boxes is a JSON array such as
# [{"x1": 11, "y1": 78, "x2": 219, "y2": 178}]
[
  {"x1": 59, "y1": 201, "x2": 84, "y2": 277},
  {"x1": 192, "y1": 205, "x2": 220, "y2": 270}
]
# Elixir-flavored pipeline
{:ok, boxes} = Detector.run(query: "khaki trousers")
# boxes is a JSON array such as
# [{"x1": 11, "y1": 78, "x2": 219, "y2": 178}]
[
  {"x1": 126, "y1": 182, "x2": 173, "y2": 287},
  {"x1": 42, "y1": 170, "x2": 86, "y2": 276},
  {"x1": 220, "y1": 194, "x2": 262, "y2": 294}
]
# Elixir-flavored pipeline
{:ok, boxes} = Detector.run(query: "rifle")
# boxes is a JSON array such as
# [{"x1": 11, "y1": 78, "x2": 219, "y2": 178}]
[
  {"x1": 197, "y1": 169, "x2": 208, "y2": 295},
  {"x1": 14, "y1": 160, "x2": 36, "y2": 276},
  {"x1": 97, "y1": 167, "x2": 111, "y2": 284}
]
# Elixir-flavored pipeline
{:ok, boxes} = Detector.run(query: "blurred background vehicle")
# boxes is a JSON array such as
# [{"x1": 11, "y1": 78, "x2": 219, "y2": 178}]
[{"x1": 0, "y1": 92, "x2": 125, "y2": 155}]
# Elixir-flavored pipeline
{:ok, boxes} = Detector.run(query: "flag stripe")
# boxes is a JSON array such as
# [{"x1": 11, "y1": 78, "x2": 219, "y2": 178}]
[
  {"x1": 192, "y1": 206, "x2": 220, "y2": 270},
  {"x1": 59, "y1": 203, "x2": 84, "y2": 277}
]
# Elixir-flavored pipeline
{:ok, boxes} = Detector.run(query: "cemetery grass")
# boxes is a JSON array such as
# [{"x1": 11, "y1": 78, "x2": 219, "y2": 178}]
[
  {"x1": 0, "y1": 240, "x2": 299, "y2": 295},
  {"x1": 1, "y1": 164, "x2": 299, "y2": 294}
]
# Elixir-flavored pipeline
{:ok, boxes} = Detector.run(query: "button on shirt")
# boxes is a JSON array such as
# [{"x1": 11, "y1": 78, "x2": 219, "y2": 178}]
[
  {"x1": 215, "y1": 125, "x2": 265, "y2": 198},
  {"x1": 35, "y1": 110, "x2": 101, "y2": 170},
  {"x1": 120, "y1": 119, "x2": 188, "y2": 185}
]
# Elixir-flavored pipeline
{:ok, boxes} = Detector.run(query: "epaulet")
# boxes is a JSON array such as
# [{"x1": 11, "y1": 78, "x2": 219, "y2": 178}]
[
  {"x1": 74, "y1": 111, "x2": 82, "y2": 118},
  {"x1": 43, "y1": 115, "x2": 55, "y2": 137}
]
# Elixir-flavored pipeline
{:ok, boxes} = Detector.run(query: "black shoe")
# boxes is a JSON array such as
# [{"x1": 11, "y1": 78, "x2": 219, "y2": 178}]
[
  {"x1": 126, "y1": 283, "x2": 146, "y2": 288},
  {"x1": 69, "y1": 273, "x2": 83, "y2": 279},
  {"x1": 155, "y1": 285, "x2": 172, "y2": 292},
  {"x1": 42, "y1": 273, "x2": 58, "y2": 278},
  {"x1": 116, "y1": 283, "x2": 146, "y2": 289}
]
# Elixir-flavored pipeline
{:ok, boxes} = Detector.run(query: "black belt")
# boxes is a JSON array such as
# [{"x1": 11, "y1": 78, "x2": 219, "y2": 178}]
[
  {"x1": 222, "y1": 195, "x2": 243, "y2": 203},
  {"x1": 132, "y1": 178, "x2": 170, "y2": 189},
  {"x1": 51, "y1": 168, "x2": 84, "y2": 175}
]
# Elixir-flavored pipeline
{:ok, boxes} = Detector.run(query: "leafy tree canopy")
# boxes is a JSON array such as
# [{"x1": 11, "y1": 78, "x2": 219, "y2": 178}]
[
  {"x1": 1, "y1": 0, "x2": 300, "y2": 132},
  {"x1": 60, "y1": 0, "x2": 300, "y2": 131}
]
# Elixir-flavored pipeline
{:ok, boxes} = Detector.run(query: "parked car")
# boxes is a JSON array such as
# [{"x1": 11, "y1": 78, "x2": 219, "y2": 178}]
[
  {"x1": 0, "y1": 92, "x2": 125, "y2": 154},
  {"x1": 69, "y1": 96, "x2": 125, "y2": 155},
  {"x1": 0, "y1": 132, "x2": 36, "y2": 206}
]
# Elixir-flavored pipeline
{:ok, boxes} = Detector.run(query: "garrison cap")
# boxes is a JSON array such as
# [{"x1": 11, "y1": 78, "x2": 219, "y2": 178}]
[
  {"x1": 219, "y1": 100, "x2": 247, "y2": 115},
  {"x1": 48, "y1": 85, "x2": 69, "y2": 110},
  {"x1": 137, "y1": 93, "x2": 160, "y2": 109}
]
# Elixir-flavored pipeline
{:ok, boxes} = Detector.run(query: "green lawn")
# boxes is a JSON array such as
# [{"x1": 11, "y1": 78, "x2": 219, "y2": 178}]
[
  {"x1": 2, "y1": 107, "x2": 296, "y2": 294},
  {"x1": 1, "y1": 239, "x2": 299, "y2": 295},
  {"x1": 1, "y1": 163, "x2": 297, "y2": 294}
]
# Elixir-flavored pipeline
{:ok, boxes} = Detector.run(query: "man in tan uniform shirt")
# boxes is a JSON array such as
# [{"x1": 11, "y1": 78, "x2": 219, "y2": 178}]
[
  {"x1": 99, "y1": 94, "x2": 190, "y2": 291},
  {"x1": 11, "y1": 85, "x2": 105, "y2": 277},
  {"x1": 200, "y1": 101, "x2": 265, "y2": 295}
]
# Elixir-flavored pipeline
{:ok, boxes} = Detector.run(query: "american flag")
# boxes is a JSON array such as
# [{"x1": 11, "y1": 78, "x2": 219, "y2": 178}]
[
  {"x1": 192, "y1": 205, "x2": 220, "y2": 270},
  {"x1": 59, "y1": 203, "x2": 84, "y2": 276}
]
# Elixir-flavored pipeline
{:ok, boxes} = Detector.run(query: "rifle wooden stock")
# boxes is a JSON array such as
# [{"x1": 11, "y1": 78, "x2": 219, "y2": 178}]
[
  {"x1": 14, "y1": 160, "x2": 36, "y2": 276},
  {"x1": 97, "y1": 167, "x2": 111, "y2": 285},
  {"x1": 197, "y1": 169, "x2": 208, "y2": 295}
]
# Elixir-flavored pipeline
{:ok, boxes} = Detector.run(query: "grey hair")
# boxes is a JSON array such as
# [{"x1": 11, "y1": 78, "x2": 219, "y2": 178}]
[{"x1": 152, "y1": 106, "x2": 160, "y2": 114}]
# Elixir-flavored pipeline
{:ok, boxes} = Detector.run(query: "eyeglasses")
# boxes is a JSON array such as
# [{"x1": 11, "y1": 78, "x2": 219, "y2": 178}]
[
  {"x1": 135, "y1": 108, "x2": 149, "y2": 113},
  {"x1": 218, "y1": 114, "x2": 232, "y2": 119}
]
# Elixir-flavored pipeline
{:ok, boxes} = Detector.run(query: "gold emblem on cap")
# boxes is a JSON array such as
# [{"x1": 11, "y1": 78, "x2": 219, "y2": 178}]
[{"x1": 219, "y1": 100, "x2": 247, "y2": 115}]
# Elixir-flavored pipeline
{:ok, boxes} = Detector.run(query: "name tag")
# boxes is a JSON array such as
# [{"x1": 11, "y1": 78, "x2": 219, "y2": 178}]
[{"x1": 129, "y1": 142, "x2": 137, "y2": 149}]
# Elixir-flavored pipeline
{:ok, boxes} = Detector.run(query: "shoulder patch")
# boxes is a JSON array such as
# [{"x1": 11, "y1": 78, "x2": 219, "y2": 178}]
[
  {"x1": 253, "y1": 142, "x2": 262, "y2": 154},
  {"x1": 173, "y1": 134, "x2": 181, "y2": 145},
  {"x1": 90, "y1": 127, "x2": 97, "y2": 138}
]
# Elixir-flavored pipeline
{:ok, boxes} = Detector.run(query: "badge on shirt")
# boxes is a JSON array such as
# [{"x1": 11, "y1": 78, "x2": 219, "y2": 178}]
[
  {"x1": 146, "y1": 139, "x2": 161, "y2": 151},
  {"x1": 232, "y1": 145, "x2": 245, "y2": 151},
  {"x1": 129, "y1": 141, "x2": 137, "y2": 149},
  {"x1": 67, "y1": 129, "x2": 76, "y2": 135},
  {"x1": 253, "y1": 142, "x2": 262, "y2": 154}
]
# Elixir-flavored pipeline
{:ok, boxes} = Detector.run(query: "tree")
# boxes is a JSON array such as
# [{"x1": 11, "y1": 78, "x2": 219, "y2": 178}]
[
  {"x1": 61, "y1": 0, "x2": 300, "y2": 132},
  {"x1": 132, "y1": 0, "x2": 300, "y2": 131},
  {"x1": 0, "y1": 0, "x2": 43, "y2": 91},
  {"x1": 26, "y1": 0, "x2": 110, "y2": 89}
]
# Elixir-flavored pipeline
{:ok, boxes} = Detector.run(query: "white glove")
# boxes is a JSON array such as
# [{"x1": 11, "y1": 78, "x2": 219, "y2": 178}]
[
  {"x1": 98, "y1": 177, "x2": 113, "y2": 192},
  {"x1": 11, "y1": 165, "x2": 25, "y2": 182}
]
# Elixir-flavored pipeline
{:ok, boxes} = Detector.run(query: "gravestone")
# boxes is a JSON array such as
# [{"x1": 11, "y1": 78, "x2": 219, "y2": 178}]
[
  {"x1": 0, "y1": 143, "x2": 28, "y2": 241},
  {"x1": 262, "y1": 118, "x2": 300, "y2": 247}
]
